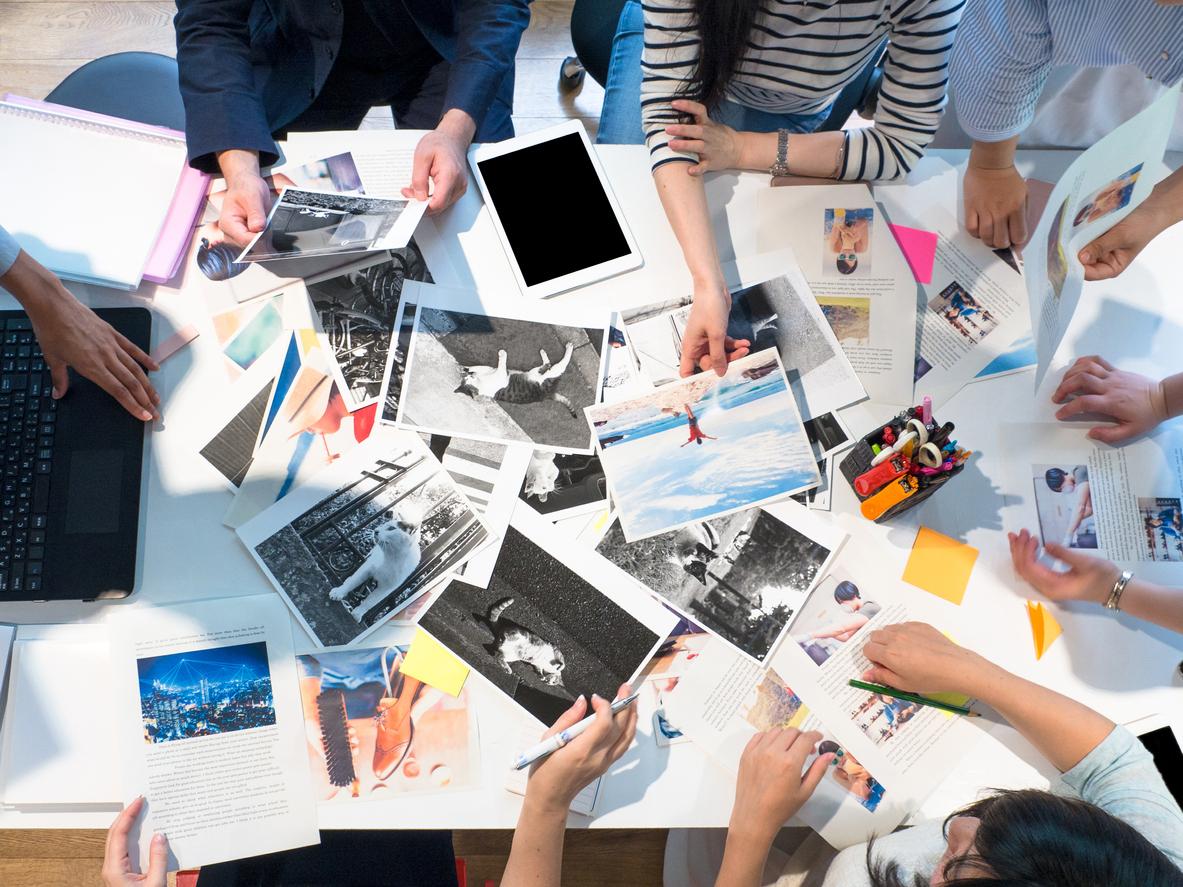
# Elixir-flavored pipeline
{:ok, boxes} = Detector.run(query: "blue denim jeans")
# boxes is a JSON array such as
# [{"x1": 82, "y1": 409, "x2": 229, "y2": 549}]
[{"x1": 597, "y1": 0, "x2": 831, "y2": 145}]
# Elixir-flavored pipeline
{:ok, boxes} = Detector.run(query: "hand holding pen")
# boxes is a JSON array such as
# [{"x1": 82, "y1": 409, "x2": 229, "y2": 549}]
[{"x1": 520, "y1": 684, "x2": 638, "y2": 814}]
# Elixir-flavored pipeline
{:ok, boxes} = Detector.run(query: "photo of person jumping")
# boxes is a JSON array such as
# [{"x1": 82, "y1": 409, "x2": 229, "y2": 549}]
[{"x1": 680, "y1": 402, "x2": 717, "y2": 447}]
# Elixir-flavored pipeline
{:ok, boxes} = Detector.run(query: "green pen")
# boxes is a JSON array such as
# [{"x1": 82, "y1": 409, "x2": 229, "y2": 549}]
[{"x1": 848, "y1": 679, "x2": 979, "y2": 717}]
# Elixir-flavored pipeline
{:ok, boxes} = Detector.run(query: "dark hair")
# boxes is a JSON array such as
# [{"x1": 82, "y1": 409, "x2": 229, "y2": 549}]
[
  {"x1": 817, "y1": 739, "x2": 842, "y2": 757},
  {"x1": 837, "y1": 255, "x2": 858, "y2": 275},
  {"x1": 196, "y1": 237, "x2": 248, "y2": 281},
  {"x1": 1045, "y1": 467, "x2": 1067, "y2": 492},
  {"x1": 834, "y1": 580, "x2": 861, "y2": 603},
  {"x1": 868, "y1": 789, "x2": 1183, "y2": 887},
  {"x1": 685, "y1": 0, "x2": 763, "y2": 109}
]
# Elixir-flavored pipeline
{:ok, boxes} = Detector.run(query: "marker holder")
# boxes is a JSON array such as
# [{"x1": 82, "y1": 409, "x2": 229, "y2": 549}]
[{"x1": 838, "y1": 412, "x2": 965, "y2": 523}]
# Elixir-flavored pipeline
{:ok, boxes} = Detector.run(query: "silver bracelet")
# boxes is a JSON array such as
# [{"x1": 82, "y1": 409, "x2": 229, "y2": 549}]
[
  {"x1": 768, "y1": 129, "x2": 790, "y2": 178},
  {"x1": 1104, "y1": 570, "x2": 1133, "y2": 611}
]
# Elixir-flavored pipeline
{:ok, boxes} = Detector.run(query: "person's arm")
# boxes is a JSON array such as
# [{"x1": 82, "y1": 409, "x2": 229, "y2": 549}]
[
  {"x1": 0, "y1": 232, "x2": 159, "y2": 421},
  {"x1": 715, "y1": 729, "x2": 833, "y2": 887},
  {"x1": 1064, "y1": 481, "x2": 1092, "y2": 537},
  {"x1": 1051, "y1": 355, "x2": 1182, "y2": 444},
  {"x1": 502, "y1": 688, "x2": 638, "y2": 887},
  {"x1": 810, "y1": 615, "x2": 868, "y2": 641},
  {"x1": 951, "y1": 0, "x2": 1054, "y2": 248},
  {"x1": 1078, "y1": 167, "x2": 1183, "y2": 280},
  {"x1": 401, "y1": 0, "x2": 531, "y2": 215},
  {"x1": 1010, "y1": 528, "x2": 1183, "y2": 634},
  {"x1": 861, "y1": 622, "x2": 1112, "y2": 771},
  {"x1": 102, "y1": 797, "x2": 169, "y2": 887}
]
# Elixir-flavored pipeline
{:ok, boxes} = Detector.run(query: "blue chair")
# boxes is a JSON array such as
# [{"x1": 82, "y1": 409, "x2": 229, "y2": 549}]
[{"x1": 46, "y1": 51, "x2": 186, "y2": 131}]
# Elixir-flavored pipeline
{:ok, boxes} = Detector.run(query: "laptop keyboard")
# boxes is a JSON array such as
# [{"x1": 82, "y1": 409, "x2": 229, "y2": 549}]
[{"x1": 0, "y1": 315, "x2": 53, "y2": 595}]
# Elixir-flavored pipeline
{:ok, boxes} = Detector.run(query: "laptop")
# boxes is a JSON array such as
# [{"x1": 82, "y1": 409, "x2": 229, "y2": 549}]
[{"x1": 0, "y1": 306, "x2": 150, "y2": 601}]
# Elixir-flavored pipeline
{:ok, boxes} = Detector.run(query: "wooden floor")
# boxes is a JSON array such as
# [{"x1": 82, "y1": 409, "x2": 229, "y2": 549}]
[{"x1": 0, "y1": 3, "x2": 666, "y2": 885}]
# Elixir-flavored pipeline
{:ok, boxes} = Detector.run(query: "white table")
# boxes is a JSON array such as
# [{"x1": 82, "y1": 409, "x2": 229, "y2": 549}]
[{"x1": 1, "y1": 143, "x2": 1181, "y2": 832}]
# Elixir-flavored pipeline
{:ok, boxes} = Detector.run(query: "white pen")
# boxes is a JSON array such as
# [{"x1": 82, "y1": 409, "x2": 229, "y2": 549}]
[{"x1": 512, "y1": 691, "x2": 640, "y2": 771}]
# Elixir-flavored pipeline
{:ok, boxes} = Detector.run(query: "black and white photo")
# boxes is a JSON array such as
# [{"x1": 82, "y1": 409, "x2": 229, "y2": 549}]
[
  {"x1": 309, "y1": 244, "x2": 433, "y2": 410},
  {"x1": 379, "y1": 299, "x2": 417, "y2": 426},
  {"x1": 419, "y1": 505, "x2": 676, "y2": 725},
  {"x1": 519, "y1": 450, "x2": 608, "y2": 520},
  {"x1": 239, "y1": 430, "x2": 490, "y2": 648},
  {"x1": 237, "y1": 188, "x2": 425, "y2": 263},
  {"x1": 397, "y1": 285, "x2": 610, "y2": 453},
  {"x1": 804, "y1": 411, "x2": 852, "y2": 461},
  {"x1": 594, "y1": 503, "x2": 841, "y2": 662}
]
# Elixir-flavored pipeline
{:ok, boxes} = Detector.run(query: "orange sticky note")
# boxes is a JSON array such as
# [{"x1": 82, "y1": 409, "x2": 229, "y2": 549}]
[
  {"x1": 902, "y1": 526, "x2": 979, "y2": 605},
  {"x1": 1026, "y1": 601, "x2": 1062, "y2": 660},
  {"x1": 400, "y1": 629, "x2": 469, "y2": 696}
]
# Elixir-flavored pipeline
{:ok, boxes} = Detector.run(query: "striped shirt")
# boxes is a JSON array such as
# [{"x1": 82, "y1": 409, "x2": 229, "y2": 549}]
[
  {"x1": 950, "y1": 0, "x2": 1183, "y2": 142},
  {"x1": 641, "y1": 0, "x2": 965, "y2": 180}
]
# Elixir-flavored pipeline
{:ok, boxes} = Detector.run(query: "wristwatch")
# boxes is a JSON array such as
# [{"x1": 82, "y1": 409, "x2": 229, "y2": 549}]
[
  {"x1": 769, "y1": 129, "x2": 790, "y2": 177},
  {"x1": 1104, "y1": 569, "x2": 1133, "y2": 611}
]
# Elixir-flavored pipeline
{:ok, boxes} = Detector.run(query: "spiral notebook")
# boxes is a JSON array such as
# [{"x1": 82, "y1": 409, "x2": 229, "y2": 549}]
[{"x1": 0, "y1": 99, "x2": 191, "y2": 290}]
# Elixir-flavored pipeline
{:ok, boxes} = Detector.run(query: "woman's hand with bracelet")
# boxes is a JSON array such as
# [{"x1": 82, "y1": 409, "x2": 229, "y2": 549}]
[{"x1": 1009, "y1": 528, "x2": 1121, "y2": 605}]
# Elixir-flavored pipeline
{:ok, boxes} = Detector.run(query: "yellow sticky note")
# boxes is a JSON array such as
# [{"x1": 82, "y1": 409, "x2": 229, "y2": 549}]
[
  {"x1": 400, "y1": 630, "x2": 469, "y2": 696},
  {"x1": 1026, "y1": 601, "x2": 1062, "y2": 660},
  {"x1": 902, "y1": 526, "x2": 979, "y2": 606}
]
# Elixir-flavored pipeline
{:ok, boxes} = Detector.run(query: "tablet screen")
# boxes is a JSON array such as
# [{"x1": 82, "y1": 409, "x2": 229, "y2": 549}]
[
  {"x1": 477, "y1": 132, "x2": 631, "y2": 287},
  {"x1": 1139, "y1": 726, "x2": 1183, "y2": 805}
]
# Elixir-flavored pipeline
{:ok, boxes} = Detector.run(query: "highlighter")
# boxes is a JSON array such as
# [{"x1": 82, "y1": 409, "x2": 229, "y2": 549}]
[
  {"x1": 854, "y1": 455, "x2": 911, "y2": 496},
  {"x1": 860, "y1": 475, "x2": 918, "y2": 521}
]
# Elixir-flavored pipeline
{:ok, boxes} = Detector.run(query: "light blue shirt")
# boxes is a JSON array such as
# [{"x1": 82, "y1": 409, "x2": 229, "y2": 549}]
[
  {"x1": 950, "y1": 0, "x2": 1183, "y2": 141},
  {"x1": 0, "y1": 223, "x2": 20, "y2": 277},
  {"x1": 821, "y1": 726, "x2": 1183, "y2": 885}
]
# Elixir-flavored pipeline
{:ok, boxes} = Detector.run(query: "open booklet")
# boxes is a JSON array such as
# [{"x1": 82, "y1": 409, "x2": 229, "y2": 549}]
[
  {"x1": 1023, "y1": 85, "x2": 1181, "y2": 390},
  {"x1": 756, "y1": 184, "x2": 917, "y2": 406},
  {"x1": 1002, "y1": 423, "x2": 1183, "y2": 585},
  {"x1": 108, "y1": 596, "x2": 319, "y2": 872},
  {"x1": 666, "y1": 538, "x2": 980, "y2": 849}
]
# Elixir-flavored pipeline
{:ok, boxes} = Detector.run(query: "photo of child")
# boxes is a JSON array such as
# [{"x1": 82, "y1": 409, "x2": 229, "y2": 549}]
[
  {"x1": 791, "y1": 575, "x2": 883, "y2": 667},
  {"x1": 1139, "y1": 497, "x2": 1183, "y2": 562},
  {"x1": 928, "y1": 282, "x2": 999, "y2": 343},
  {"x1": 823, "y1": 208, "x2": 874, "y2": 278},
  {"x1": 1032, "y1": 464, "x2": 1096, "y2": 549},
  {"x1": 850, "y1": 690, "x2": 922, "y2": 746},
  {"x1": 817, "y1": 740, "x2": 887, "y2": 813},
  {"x1": 817, "y1": 296, "x2": 870, "y2": 347},
  {"x1": 1046, "y1": 197, "x2": 1069, "y2": 300},
  {"x1": 1073, "y1": 164, "x2": 1142, "y2": 229}
]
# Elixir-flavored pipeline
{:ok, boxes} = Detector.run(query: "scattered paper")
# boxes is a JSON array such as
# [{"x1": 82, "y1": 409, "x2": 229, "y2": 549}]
[
  {"x1": 151, "y1": 323, "x2": 200, "y2": 364},
  {"x1": 902, "y1": 527, "x2": 978, "y2": 606},
  {"x1": 1026, "y1": 601, "x2": 1062, "y2": 660},
  {"x1": 400, "y1": 629, "x2": 470, "y2": 697},
  {"x1": 887, "y1": 223, "x2": 938, "y2": 284}
]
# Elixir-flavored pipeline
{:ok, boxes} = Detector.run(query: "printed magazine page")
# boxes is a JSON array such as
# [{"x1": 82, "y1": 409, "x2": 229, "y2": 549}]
[
  {"x1": 1002, "y1": 423, "x2": 1183, "y2": 584},
  {"x1": 1023, "y1": 85, "x2": 1180, "y2": 389},
  {"x1": 109, "y1": 595, "x2": 319, "y2": 872},
  {"x1": 757, "y1": 184, "x2": 917, "y2": 405},
  {"x1": 667, "y1": 544, "x2": 980, "y2": 848}
]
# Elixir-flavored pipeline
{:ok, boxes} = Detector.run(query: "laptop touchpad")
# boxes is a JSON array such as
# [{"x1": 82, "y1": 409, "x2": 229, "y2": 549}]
[{"x1": 66, "y1": 449, "x2": 123, "y2": 535}]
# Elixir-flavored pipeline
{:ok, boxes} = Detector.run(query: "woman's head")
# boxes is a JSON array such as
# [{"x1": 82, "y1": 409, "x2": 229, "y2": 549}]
[
  {"x1": 1044, "y1": 467, "x2": 1076, "y2": 493},
  {"x1": 868, "y1": 789, "x2": 1183, "y2": 887},
  {"x1": 837, "y1": 253, "x2": 859, "y2": 274},
  {"x1": 834, "y1": 580, "x2": 862, "y2": 610}
]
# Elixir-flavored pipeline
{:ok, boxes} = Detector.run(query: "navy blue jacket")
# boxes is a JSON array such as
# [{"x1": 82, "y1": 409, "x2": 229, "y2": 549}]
[{"x1": 174, "y1": 0, "x2": 532, "y2": 173}]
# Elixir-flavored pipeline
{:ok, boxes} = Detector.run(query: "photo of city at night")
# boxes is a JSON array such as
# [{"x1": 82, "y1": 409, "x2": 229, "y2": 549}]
[{"x1": 136, "y1": 641, "x2": 276, "y2": 744}]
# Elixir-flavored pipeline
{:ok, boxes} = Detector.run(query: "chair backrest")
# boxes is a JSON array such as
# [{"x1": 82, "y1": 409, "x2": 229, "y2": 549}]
[
  {"x1": 570, "y1": 0, "x2": 629, "y2": 88},
  {"x1": 45, "y1": 52, "x2": 186, "y2": 131},
  {"x1": 816, "y1": 39, "x2": 888, "y2": 133}
]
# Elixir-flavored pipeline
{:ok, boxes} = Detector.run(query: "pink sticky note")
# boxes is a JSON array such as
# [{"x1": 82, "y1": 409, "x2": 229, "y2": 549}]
[
  {"x1": 888, "y1": 223, "x2": 938, "y2": 284},
  {"x1": 151, "y1": 324, "x2": 200, "y2": 364}
]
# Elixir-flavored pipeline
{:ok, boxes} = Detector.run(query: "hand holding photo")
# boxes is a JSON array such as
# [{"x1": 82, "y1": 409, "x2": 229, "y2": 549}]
[
  {"x1": 585, "y1": 349, "x2": 819, "y2": 540},
  {"x1": 236, "y1": 188, "x2": 427, "y2": 264}
]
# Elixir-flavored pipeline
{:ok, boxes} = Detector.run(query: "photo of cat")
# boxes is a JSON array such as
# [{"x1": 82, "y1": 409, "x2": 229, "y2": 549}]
[
  {"x1": 518, "y1": 450, "x2": 608, "y2": 520},
  {"x1": 396, "y1": 288, "x2": 610, "y2": 454},
  {"x1": 239, "y1": 429, "x2": 491, "y2": 648},
  {"x1": 419, "y1": 505, "x2": 675, "y2": 725}
]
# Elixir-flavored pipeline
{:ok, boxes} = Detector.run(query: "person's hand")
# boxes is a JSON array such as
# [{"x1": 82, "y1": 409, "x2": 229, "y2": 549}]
[
  {"x1": 1009, "y1": 528, "x2": 1119, "y2": 605},
  {"x1": 728, "y1": 728, "x2": 832, "y2": 843},
  {"x1": 402, "y1": 110, "x2": 474, "y2": 215},
  {"x1": 680, "y1": 281, "x2": 736, "y2": 377},
  {"x1": 102, "y1": 797, "x2": 168, "y2": 887},
  {"x1": 964, "y1": 163, "x2": 1028, "y2": 249},
  {"x1": 11, "y1": 257, "x2": 159, "y2": 420},
  {"x1": 665, "y1": 100, "x2": 747, "y2": 175},
  {"x1": 860, "y1": 622, "x2": 983, "y2": 696},
  {"x1": 524, "y1": 685, "x2": 637, "y2": 815},
  {"x1": 1052, "y1": 356, "x2": 1168, "y2": 444},
  {"x1": 1077, "y1": 201, "x2": 1172, "y2": 281},
  {"x1": 216, "y1": 149, "x2": 272, "y2": 247}
]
